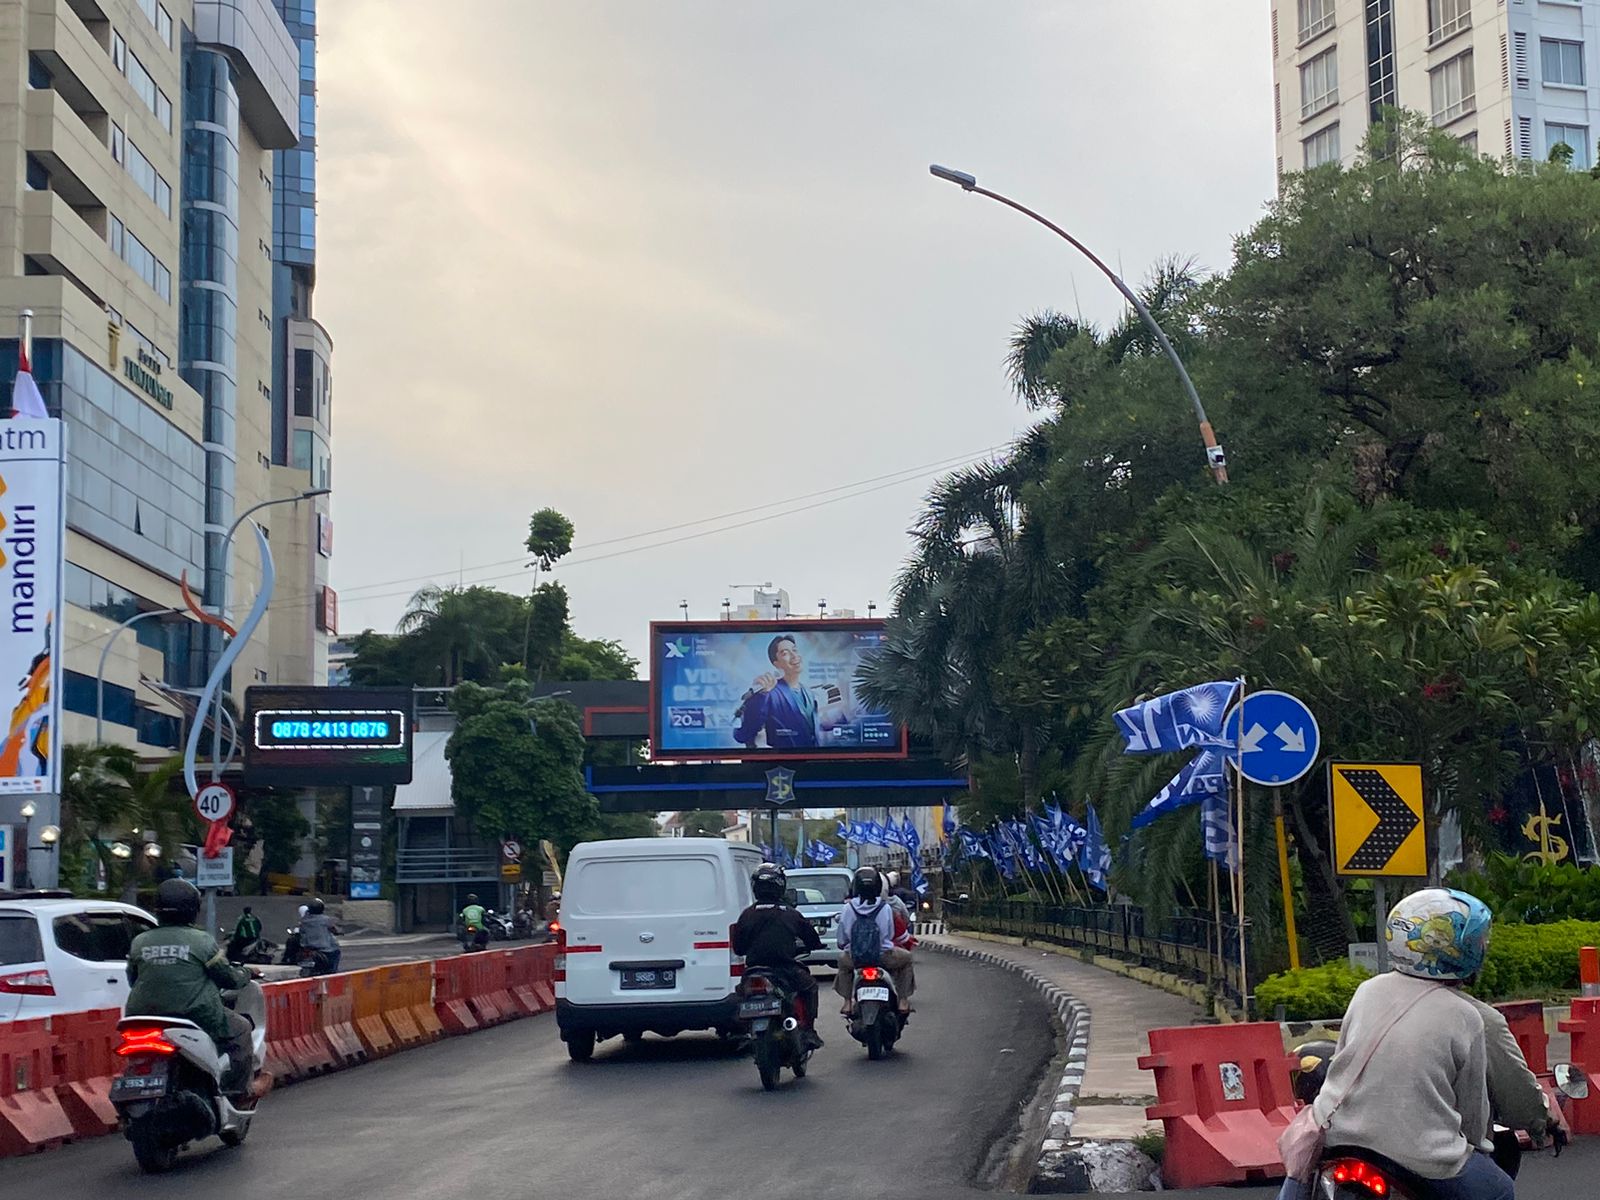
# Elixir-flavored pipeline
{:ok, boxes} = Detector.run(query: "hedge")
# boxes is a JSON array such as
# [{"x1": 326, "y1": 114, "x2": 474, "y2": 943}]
[{"x1": 1254, "y1": 920, "x2": 1600, "y2": 1014}]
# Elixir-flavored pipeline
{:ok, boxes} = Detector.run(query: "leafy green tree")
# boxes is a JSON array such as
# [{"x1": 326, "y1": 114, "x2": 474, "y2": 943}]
[
  {"x1": 677, "y1": 810, "x2": 732, "y2": 837},
  {"x1": 526, "y1": 508, "x2": 575, "y2": 571},
  {"x1": 247, "y1": 794, "x2": 312, "y2": 888}
]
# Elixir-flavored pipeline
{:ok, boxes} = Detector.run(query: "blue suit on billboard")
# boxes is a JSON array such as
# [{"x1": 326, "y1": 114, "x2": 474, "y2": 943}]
[{"x1": 735, "y1": 680, "x2": 818, "y2": 750}]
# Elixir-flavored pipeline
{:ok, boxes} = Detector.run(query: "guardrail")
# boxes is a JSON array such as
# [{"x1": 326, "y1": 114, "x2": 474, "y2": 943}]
[
  {"x1": 394, "y1": 846, "x2": 501, "y2": 883},
  {"x1": 946, "y1": 898, "x2": 1245, "y2": 1009}
]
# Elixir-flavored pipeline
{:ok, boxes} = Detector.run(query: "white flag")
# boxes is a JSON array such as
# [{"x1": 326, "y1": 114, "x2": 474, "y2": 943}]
[{"x1": 12, "y1": 345, "x2": 48, "y2": 419}]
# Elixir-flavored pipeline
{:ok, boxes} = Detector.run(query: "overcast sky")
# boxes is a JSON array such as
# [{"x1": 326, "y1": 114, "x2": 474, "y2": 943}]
[{"x1": 316, "y1": 1, "x2": 1275, "y2": 663}]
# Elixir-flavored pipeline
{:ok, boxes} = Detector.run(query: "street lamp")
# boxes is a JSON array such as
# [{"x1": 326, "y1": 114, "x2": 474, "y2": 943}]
[
  {"x1": 96, "y1": 607, "x2": 182, "y2": 744},
  {"x1": 205, "y1": 488, "x2": 332, "y2": 767},
  {"x1": 38, "y1": 825, "x2": 58, "y2": 845},
  {"x1": 19, "y1": 800, "x2": 35, "y2": 819},
  {"x1": 928, "y1": 164, "x2": 1229, "y2": 484}
]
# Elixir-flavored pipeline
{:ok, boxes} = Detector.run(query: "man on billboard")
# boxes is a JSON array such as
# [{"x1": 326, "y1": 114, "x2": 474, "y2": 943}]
[{"x1": 733, "y1": 634, "x2": 844, "y2": 751}]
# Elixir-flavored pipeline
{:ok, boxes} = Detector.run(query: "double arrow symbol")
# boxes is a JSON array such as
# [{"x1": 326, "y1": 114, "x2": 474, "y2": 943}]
[{"x1": 1239, "y1": 722, "x2": 1309, "y2": 754}]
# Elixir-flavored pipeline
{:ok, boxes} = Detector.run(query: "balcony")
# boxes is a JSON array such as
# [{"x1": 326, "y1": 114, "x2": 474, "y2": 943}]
[
  {"x1": 19, "y1": 189, "x2": 111, "y2": 304},
  {"x1": 395, "y1": 846, "x2": 501, "y2": 884},
  {"x1": 25, "y1": 88, "x2": 116, "y2": 211},
  {"x1": 29, "y1": 0, "x2": 116, "y2": 119}
]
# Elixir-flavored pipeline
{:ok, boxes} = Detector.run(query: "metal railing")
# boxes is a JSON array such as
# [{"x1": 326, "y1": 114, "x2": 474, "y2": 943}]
[
  {"x1": 395, "y1": 846, "x2": 500, "y2": 883},
  {"x1": 946, "y1": 898, "x2": 1247, "y2": 1011}
]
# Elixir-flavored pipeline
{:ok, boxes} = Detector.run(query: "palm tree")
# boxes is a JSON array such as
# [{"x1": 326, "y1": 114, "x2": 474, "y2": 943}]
[{"x1": 398, "y1": 585, "x2": 498, "y2": 686}]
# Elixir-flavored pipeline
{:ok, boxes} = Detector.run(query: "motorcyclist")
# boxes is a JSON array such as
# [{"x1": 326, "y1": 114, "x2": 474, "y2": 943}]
[
  {"x1": 298, "y1": 897, "x2": 341, "y2": 974},
  {"x1": 460, "y1": 893, "x2": 489, "y2": 950},
  {"x1": 1276, "y1": 888, "x2": 1552, "y2": 1200},
  {"x1": 226, "y1": 905, "x2": 262, "y2": 962},
  {"x1": 732, "y1": 862, "x2": 825, "y2": 1048},
  {"x1": 886, "y1": 869, "x2": 918, "y2": 911},
  {"x1": 834, "y1": 866, "x2": 915, "y2": 1015},
  {"x1": 125, "y1": 879, "x2": 254, "y2": 1095}
]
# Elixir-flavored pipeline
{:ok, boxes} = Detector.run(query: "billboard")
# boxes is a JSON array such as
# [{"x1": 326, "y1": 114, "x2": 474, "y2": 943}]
[
  {"x1": 243, "y1": 686, "x2": 414, "y2": 786},
  {"x1": 649, "y1": 620, "x2": 905, "y2": 761},
  {"x1": 0, "y1": 420, "x2": 65, "y2": 795}
]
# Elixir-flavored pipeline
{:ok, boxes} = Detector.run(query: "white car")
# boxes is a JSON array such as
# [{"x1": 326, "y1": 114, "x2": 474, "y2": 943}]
[{"x1": 0, "y1": 893, "x2": 158, "y2": 1021}]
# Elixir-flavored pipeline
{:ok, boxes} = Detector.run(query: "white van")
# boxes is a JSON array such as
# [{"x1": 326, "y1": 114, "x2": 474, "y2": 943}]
[{"x1": 555, "y1": 837, "x2": 764, "y2": 1061}]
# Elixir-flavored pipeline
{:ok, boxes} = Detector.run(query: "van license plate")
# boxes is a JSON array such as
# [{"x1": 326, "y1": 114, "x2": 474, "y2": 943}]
[
  {"x1": 621, "y1": 968, "x2": 676, "y2": 990},
  {"x1": 855, "y1": 986, "x2": 891, "y2": 1002}
]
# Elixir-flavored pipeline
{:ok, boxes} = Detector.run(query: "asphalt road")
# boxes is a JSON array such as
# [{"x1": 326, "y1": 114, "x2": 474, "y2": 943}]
[{"x1": 1, "y1": 953, "x2": 1053, "y2": 1200}]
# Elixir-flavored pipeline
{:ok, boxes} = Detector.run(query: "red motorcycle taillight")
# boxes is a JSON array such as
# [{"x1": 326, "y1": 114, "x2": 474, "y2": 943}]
[
  {"x1": 117, "y1": 1027, "x2": 178, "y2": 1057},
  {"x1": 860, "y1": 966, "x2": 884, "y2": 982},
  {"x1": 745, "y1": 975, "x2": 771, "y2": 994},
  {"x1": 1328, "y1": 1158, "x2": 1390, "y2": 1197}
]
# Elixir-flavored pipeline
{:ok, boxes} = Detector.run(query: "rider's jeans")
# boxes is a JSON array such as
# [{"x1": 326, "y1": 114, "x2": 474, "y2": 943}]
[{"x1": 1275, "y1": 1151, "x2": 1514, "y2": 1200}]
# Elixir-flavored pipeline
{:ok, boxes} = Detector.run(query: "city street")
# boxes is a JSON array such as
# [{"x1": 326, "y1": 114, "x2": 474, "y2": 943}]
[{"x1": 0, "y1": 953, "x2": 1053, "y2": 1199}]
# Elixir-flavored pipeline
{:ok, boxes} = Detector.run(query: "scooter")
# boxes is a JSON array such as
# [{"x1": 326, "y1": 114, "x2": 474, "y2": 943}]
[
  {"x1": 225, "y1": 933, "x2": 277, "y2": 965},
  {"x1": 846, "y1": 964, "x2": 906, "y2": 1060},
  {"x1": 513, "y1": 908, "x2": 540, "y2": 939},
  {"x1": 459, "y1": 922, "x2": 489, "y2": 953},
  {"x1": 1310, "y1": 1063, "x2": 1586, "y2": 1199},
  {"x1": 484, "y1": 909, "x2": 514, "y2": 941},
  {"x1": 110, "y1": 980, "x2": 268, "y2": 1174},
  {"x1": 736, "y1": 967, "x2": 812, "y2": 1091}
]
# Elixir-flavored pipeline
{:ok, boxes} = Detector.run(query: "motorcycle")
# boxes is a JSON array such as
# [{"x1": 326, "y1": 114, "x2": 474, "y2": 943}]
[
  {"x1": 459, "y1": 922, "x2": 489, "y2": 953},
  {"x1": 224, "y1": 932, "x2": 277, "y2": 965},
  {"x1": 736, "y1": 967, "x2": 812, "y2": 1091},
  {"x1": 513, "y1": 908, "x2": 540, "y2": 939},
  {"x1": 278, "y1": 925, "x2": 302, "y2": 966},
  {"x1": 846, "y1": 963, "x2": 905, "y2": 1060},
  {"x1": 484, "y1": 909, "x2": 514, "y2": 941},
  {"x1": 295, "y1": 947, "x2": 336, "y2": 977},
  {"x1": 1308, "y1": 1062, "x2": 1587, "y2": 1199},
  {"x1": 110, "y1": 980, "x2": 268, "y2": 1173}
]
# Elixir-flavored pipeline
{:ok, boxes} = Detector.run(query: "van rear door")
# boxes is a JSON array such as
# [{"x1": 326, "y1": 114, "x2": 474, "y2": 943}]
[{"x1": 563, "y1": 851, "x2": 738, "y2": 1006}]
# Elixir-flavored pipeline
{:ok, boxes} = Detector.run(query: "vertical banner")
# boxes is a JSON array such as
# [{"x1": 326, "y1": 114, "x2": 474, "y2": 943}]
[
  {"x1": 0, "y1": 824, "x2": 13, "y2": 887},
  {"x1": 0, "y1": 419, "x2": 64, "y2": 795},
  {"x1": 349, "y1": 785, "x2": 384, "y2": 899}
]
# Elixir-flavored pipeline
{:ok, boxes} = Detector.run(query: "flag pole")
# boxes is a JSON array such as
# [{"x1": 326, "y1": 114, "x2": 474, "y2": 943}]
[
  {"x1": 1234, "y1": 674, "x2": 1250, "y2": 1014},
  {"x1": 20, "y1": 308, "x2": 33, "y2": 363},
  {"x1": 1209, "y1": 858, "x2": 1222, "y2": 990}
]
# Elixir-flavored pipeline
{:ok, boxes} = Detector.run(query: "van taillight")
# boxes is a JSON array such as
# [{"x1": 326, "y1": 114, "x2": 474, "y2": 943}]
[
  {"x1": 729, "y1": 922, "x2": 743, "y2": 978},
  {"x1": 0, "y1": 969, "x2": 54, "y2": 996},
  {"x1": 554, "y1": 923, "x2": 568, "y2": 982}
]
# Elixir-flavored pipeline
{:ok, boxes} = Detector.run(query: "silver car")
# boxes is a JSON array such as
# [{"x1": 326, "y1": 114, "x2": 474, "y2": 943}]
[{"x1": 786, "y1": 867, "x2": 853, "y2": 972}]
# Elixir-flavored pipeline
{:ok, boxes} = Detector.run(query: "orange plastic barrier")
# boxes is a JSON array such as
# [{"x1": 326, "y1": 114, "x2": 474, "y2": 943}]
[
  {"x1": 1559, "y1": 997, "x2": 1600, "y2": 1135},
  {"x1": 1139, "y1": 1023, "x2": 1301, "y2": 1189},
  {"x1": 1583, "y1": 946, "x2": 1600, "y2": 999},
  {"x1": 433, "y1": 954, "x2": 481, "y2": 1035},
  {"x1": 1494, "y1": 1000, "x2": 1549, "y2": 1077},
  {"x1": 0, "y1": 1018, "x2": 75, "y2": 1155},
  {"x1": 50, "y1": 1008, "x2": 120, "y2": 1137},
  {"x1": 346, "y1": 966, "x2": 397, "y2": 1058},
  {"x1": 317, "y1": 975, "x2": 366, "y2": 1067},
  {"x1": 374, "y1": 962, "x2": 436, "y2": 1047}
]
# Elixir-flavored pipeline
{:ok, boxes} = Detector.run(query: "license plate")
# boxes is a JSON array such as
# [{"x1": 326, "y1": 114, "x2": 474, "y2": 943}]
[
  {"x1": 855, "y1": 986, "x2": 890, "y2": 1002},
  {"x1": 810, "y1": 919, "x2": 831, "y2": 933},
  {"x1": 111, "y1": 1069, "x2": 168, "y2": 1099},
  {"x1": 620, "y1": 968, "x2": 676, "y2": 990},
  {"x1": 738, "y1": 997, "x2": 782, "y2": 1018}
]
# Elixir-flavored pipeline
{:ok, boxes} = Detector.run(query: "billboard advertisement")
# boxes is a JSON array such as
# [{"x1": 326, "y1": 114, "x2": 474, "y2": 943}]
[
  {"x1": 649, "y1": 620, "x2": 905, "y2": 761},
  {"x1": 243, "y1": 686, "x2": 414, "y2": 786},
  {"x1": 0, "y1": 420, "x2": 65, "y2": 795}
]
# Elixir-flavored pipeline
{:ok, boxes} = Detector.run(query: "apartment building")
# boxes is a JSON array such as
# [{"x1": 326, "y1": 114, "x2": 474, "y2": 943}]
[{"x1": 1273, "y1": 0, "x2": 1600, "y2": 172}]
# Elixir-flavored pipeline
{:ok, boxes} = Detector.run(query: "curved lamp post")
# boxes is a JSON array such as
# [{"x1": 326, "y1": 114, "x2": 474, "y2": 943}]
[{"x1": 928, "y1": 164, "x2": 1229, "y2": 485}]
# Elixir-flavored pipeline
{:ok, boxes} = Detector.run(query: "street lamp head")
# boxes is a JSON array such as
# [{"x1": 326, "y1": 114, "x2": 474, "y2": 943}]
[
  {"x1": 39, "y1": 825, "x2": 59, "y2": 845},
  {"x1": 144, "y1": 842, "x2": 163, "y2": 859},
  {"x1": 929, "y1": 164, "x2": 978, "y2": 191},
  {"x1": 110, "y1": 841, "x2": 132, "y2": 859},
  {"x1": 301, "y1": 488, "x2": 332, "y2": 500},
  {"x1": 19, "y1": 800, "x2": 36, "y2": 819}
]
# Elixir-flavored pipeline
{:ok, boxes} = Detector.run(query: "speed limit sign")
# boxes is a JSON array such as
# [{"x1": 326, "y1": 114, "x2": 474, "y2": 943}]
[{"x1": 194, "y1": 782, "x2": 235, "y2": 824}]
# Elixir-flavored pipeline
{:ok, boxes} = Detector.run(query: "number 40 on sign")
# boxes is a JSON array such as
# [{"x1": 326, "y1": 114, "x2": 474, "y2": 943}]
[{"x1": 193, "y1": 783, "x2": 235, "y2": 824}]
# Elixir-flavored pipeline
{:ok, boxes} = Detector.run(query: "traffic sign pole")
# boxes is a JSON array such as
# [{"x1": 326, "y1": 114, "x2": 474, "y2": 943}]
[
  {"x1": 1272, "y1": 792, "x2": 1301, "y2": 972},
  {"x1": 1374, "y1": 879, "x2": 1389, "y2": 972}
]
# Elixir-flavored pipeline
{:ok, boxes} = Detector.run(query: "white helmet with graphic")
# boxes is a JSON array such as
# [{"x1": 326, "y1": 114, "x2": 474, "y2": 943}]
[{"x1": 1384, "y1": 888, "x2": 1493, "y2": 981}]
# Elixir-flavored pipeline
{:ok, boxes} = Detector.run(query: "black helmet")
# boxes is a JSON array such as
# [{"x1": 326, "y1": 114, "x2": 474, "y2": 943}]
[
  {"x1": 852, "y1": 866, "x2": 883, "y2": 901},
  {"x1": 307, "y1": 897, "x2": 326, "y2": 915},
  {"x1": 1291, "y1": 1040, "x2": 1337, "y2": 1106},
  {"x1": 467, "y1": 893, "x2": 478, "y2": 903},
  {"x1": 155, "y1": 878, "x2": 201, "y2": 926},
  {"x1": 752, "y1": 862, "x2": 786, "y2": 904}
]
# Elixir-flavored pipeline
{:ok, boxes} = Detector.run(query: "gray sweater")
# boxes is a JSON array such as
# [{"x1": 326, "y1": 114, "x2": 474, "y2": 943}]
[{"x1": 1313, "y1": 972, "x2": 1549, "y2": 1180}]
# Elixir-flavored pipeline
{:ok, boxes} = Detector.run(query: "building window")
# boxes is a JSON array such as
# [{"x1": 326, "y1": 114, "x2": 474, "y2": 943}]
[
  {"x1": 299, "y1": 36, "x2": 315, "y2": 81},
  {"x1": 110, "y1": 217, "x2": 172, "y2": 302},
  {"x1": 1430, "y1": 51, "x2": 1475, "y2": 125},
  {"x1": 294, "y1": 349, "x2": 314, "y2": 416},
  {"x1": 291, "y1": 429, "x2": 312, "y2": 469},
  {"x1": 299, "y1": 94, "x2": 316, "y2": 137},
  {"x1": 124, "y1": 141, "x2": 172, "y2": 217},
  {"x1": 1298, "y1": 0, "x2": 1335, "y2": 43},
  {"x1": 28, "y1": 54, "x2": 52, "y2": 89},
  {"x1": 111, "y1": 123, "x2": 125, "y2": 164},
  {"x1": 109, "y1": 215, "x2": 124, "y2": 257},
  {"x1": 25, "y1": 154, "x2": 50, "y2": 191},
  {"x1": 1542, "y1": 39, "x2": 1586, "y2": 88},
  {"x1": 1301, "y1": 47, "x2": 1339, "y2": 120},
  {"x1": 1303, "y1": 122, "x2": 1341, "y2": 168},
  {"x1": 1460, "y1": 130, "x2": 1479, "y2": 155},
  {"x1": 112, "y1": 32, "x2": 126, "y2": 73},
  {"x1": 1547, "y1": 122, "x2": 1592, "y2": 168},
  {"x1": 1366, "y1": 0, "x2": 1396, "y2": 123},
  {"x1": 1428, "y1": 0, "x2": 1470, "y2": 46}
]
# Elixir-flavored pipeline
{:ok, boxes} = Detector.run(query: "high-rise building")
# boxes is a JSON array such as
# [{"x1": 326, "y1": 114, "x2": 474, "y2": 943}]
[
  {"x1": 0, "y1": 0, "x2": 332, "y2": 756},
  {"x1": 1271, "y1": 1, "x2": 1600, "y2": 175}
]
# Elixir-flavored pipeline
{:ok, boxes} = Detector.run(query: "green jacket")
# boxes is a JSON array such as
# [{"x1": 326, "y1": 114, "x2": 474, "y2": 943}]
[
  {"x1": 233, "y1": 913, "x2": 261, "y2": 942},
  {"x1": 460, "y1": 904, "x2": 486, "y2": 929},
  {"x1": 126, "y1": 925, "x2": 250, "y2": 1044}
]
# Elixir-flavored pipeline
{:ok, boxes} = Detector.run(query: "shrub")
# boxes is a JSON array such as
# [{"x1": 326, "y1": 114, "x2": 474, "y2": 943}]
[
  {"x1": 1473, "y1": 919, "x2": 1600, "y2": 1000},
  {"x1": 1254, "y1": 962, "x2": 1373, "y2": 1021},
  {"x1": 1447, "y1": 858, "x2": 1600, "y2": 925}
]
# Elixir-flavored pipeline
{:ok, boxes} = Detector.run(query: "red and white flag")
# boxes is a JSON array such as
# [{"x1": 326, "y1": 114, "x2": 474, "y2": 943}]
[{"x1": 12, "y1": 345, "x2": 48, "y2": 419}]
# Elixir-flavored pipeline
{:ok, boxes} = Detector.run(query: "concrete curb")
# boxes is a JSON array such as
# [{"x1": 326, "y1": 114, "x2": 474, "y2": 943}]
[{"x1": 922, "y1": 938, "x2": 1090, "y2": 1182}]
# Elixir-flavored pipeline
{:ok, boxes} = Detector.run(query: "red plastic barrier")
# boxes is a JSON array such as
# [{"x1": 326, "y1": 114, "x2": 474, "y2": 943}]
[
  {"x1": 1495, "y1": 1001, "x2": 1549, "y2": 1077},
  {"x1": 1559, "y1": 997, "x2": 1600, "y2": 1135},
  {"x1": 263, "y1": 978, "x2": 337, "y2": 1081},
  {"x1": 432, "y1": 955, "x2": 480, "y2": 1035},
  {"x1": 466, "y1": 953, "x2": 517, "y2": 1026},
  {"x1": 50, "y1": 1008, "x2": 120, "y2": 1137},
  {"x1": 0, "y1": 1018, "x2": 75, "y2": 1155},
  {"x1": 1139, "y1": 1023, "x2": 1301, "y2": 1189}
]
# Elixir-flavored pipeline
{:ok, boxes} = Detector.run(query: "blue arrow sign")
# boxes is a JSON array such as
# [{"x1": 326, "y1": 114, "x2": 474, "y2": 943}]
[{"x1": 1223, "y1": 689, "x2": 1320, "y2": 786}]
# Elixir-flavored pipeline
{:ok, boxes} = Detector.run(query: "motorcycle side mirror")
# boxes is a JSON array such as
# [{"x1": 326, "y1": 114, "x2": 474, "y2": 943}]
[{"x1": 1555, "y1": 1063, "x2": 1590, "y2": 1100}]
